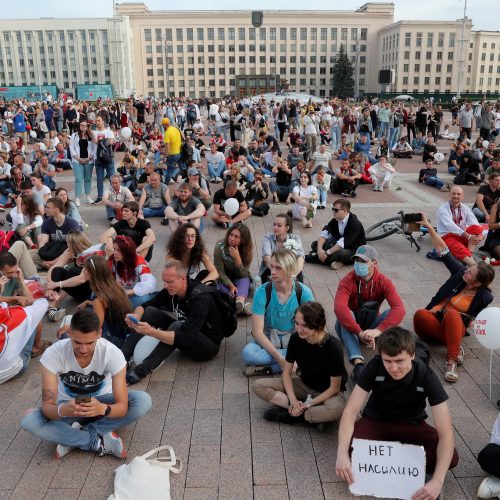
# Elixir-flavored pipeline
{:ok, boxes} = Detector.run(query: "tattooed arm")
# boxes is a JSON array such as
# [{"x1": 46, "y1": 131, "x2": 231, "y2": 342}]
[{"x1": 41, "y1": 366, "x2": 60, "y2": 420}]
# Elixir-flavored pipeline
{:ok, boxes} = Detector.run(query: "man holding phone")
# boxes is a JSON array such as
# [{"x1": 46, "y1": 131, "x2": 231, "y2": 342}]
[{"x1": 21, "y1": 309, "x2": 152, "y2": 459}]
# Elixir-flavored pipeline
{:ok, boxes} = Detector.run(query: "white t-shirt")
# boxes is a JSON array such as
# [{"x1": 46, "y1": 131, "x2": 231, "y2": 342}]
[
  {"x1": 293, "y1": 185, "x2": 318, "y2": 208},
  {"x1": 92, "y1": 128, "x2": 114, "y2": 142},
  {"x1": 209, "y1": 103, "x2": 219, "y2": 116},
  {"x1": 311, "y1": 151, "x2": 332, "y2": 168},
  {"x1": 40, "y1": 338, "x2": 126, "y2": 401}
]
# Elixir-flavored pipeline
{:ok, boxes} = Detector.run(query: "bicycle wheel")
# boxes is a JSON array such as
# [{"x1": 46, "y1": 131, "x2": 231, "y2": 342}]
[{"x1": 365, "y1": 215, "x2": 401, "y2": 241}]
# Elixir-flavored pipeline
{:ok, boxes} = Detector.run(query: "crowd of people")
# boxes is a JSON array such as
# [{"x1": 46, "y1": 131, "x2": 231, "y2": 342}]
[{"x1": 1, "y1": 92, "x2": 500, "y2": 499}]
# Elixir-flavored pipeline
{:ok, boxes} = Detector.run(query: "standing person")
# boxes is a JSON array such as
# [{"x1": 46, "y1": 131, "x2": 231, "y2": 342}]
[
  {"x1": 214, "y1": 224, "x2": 253, "y2": 315},
  {"x1": 20, "y1": 309, "x2": 152, "y2": 459},
  {"x1": 70, "y1": 120, "x2": 96, "y2": 206},
  {"x1": 241, "y1": 249, "x2": 314, "y2": 376},
  {"x1": 303, "y1": 107, "x2": 319, "y2": 155},
  {"x1": 458, "y1": 102, "x2": 474, "y2": 140},
  {"x1": 253, "y1": 302, "x2": 347, "y2": 429},
  {"x1": 92, "y1": 116, "x2": 115, "y2": 205},
  {"x1": 335, "y1": 327, "x2": 458, "y2": 500},
  {"x1": 162, "y1": 118, "x2": 182, "y2": 185}
]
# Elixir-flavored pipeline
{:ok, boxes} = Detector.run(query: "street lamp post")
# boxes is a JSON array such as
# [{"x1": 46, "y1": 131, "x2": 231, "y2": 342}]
[
  {"x1": 164, "y1": 38, "x2": 172, "y2": 98},
  {"x1": 456, "y1": 0, "x2": 468, "y2": 99}
]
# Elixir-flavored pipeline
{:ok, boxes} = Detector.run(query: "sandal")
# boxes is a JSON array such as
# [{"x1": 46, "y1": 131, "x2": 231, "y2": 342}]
[
  {"x1": 457, "y1": 345, "x2": 465, "y2": 365},
  {"x1": 48, "y1": 307, "x2": 67, "y2": 322},
  {"x1": 444, "y1": 361, "x2": 458, "y2": 383},
  {"x1": 31, "y1": 339, "x2": 52, "y2": 358}
]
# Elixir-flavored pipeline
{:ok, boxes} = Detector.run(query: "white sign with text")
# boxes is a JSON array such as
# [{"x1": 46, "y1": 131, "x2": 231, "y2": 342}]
[{"x1": 350, "y1": 439, "x2": 426, "y2": 500}]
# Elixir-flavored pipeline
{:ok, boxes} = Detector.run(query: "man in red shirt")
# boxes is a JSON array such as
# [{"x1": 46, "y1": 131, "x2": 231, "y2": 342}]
[{"x1": 334, "y1": 244, "x2": 406, "y2": 386}]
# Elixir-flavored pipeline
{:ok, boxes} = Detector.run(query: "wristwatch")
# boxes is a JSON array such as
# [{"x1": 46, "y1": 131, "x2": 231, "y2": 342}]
[{"x1": 103, "y1": 404, "x2": 112, "y2": 417}]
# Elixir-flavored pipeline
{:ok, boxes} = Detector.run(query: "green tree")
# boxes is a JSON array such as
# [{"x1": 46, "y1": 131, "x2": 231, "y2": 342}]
[{"x1": 332, "y1": 44, "x2": 355, "y2": 99}]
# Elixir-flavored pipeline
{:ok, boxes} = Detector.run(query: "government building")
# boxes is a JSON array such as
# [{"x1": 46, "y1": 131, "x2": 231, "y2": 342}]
[{"x1": 0, "y1": 2, "x2": 498, "y2": 99}]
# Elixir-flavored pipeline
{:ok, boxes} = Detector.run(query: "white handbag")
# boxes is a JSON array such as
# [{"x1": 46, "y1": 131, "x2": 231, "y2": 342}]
[{"x1": 107, "y1": 445, "x2": 182, "y2": 500}]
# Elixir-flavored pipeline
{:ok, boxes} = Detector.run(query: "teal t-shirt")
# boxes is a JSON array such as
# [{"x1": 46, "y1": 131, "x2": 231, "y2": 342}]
[
  {"x1": 2, "y1": 278, "x2": 20, "y2": 297},
  {"x1": 252, "y1": 281, "x2": 314, "y2": 332}
]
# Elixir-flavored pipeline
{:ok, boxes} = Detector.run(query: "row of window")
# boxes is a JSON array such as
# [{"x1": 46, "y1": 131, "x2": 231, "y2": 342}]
[
  {"x1": 402, "y1": 76, "x2": 453, "y2": 85},
  {"x1": 0, "y1": 57, "x2": 109, "y2": 69},
  {"x1": 402, "y1": 63, "x2": 454, "y2": 73},
  {"x1": 145, "y1": 27, "x2": 368, "y2": 42},
  {"x1": 2, "y1": 30, "x2": 106, "y2": 43}
]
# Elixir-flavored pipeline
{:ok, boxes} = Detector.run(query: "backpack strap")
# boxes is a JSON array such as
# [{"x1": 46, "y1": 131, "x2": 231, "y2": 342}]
[{"x1": 264, "y1": 280, "x2": 303, "y2": 312}]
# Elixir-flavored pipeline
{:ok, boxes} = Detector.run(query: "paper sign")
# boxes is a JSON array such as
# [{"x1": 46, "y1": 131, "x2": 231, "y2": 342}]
[{"x1": 350, "y1": 439, "x2": 426, "y2": 500}]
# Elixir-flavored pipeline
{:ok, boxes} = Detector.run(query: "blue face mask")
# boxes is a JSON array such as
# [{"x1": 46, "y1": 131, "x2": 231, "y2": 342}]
[{"x1": 354, "y1": 261, "x2": 370, "y2": 278}]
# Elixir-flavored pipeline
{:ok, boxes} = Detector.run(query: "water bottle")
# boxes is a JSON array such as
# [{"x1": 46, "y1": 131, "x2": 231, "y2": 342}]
[{"x1": 254, "y1": 275, "x2": 262, "y2": 289}]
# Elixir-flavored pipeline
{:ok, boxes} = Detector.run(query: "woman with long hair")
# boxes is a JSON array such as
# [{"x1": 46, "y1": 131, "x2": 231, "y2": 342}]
[
  {"x1": 214, "y1": 224, "x2": 253, "y2": 315},
  {"x1": 108, "y1": 235, "x2": 157, "y2": 308},
  {"x1": 69, "y1": 120, "x2": 96, "y2": 206},
  {"x1": 11, "y1": 194, "x2": 43, "y2": 249},
  {"x1": 292, "y1": 171, "x2": 318, "y2": 228},
  {"x1": 166, "y1": 223, "x2": 218, "y2": 283},
  {"x1": 414, "y1": 215, "x2": 495, "y2": 383},
  {"x1": 77, "y1": 255, "x2": 132, "y2": 348},
  {"x1": 253, "y1": 301, "x2": 347, "y2": 427},
  {"x1": 55, "y1": 187, "x2": 83, "y2": 224}
]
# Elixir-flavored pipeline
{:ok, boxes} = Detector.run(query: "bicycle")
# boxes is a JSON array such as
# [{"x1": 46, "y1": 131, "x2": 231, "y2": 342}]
[{"x1": 365, "y1": 210, "x2": 429, "y2": 252}]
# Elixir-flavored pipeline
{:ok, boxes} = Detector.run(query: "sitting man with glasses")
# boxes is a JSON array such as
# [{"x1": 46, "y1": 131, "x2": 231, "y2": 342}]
[{"x1": 305, "y1": 198, "x2": 366, "y2": 271}]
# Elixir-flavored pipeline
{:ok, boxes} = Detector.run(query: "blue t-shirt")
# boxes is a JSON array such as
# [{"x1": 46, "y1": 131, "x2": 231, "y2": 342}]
[{"x1": 252, "y1": 281, "x2": 314, "y2": 332}]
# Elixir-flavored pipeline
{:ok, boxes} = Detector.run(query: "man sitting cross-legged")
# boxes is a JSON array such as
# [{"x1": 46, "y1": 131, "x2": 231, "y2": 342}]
[{"x1": 21, "y1": 309, "x2": 152, "y2": 459}]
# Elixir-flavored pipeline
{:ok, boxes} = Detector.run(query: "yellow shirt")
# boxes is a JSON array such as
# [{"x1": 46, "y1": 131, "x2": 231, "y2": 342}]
[{"x1": 163, "y1": 126, "x2": 182, "y2": 155}]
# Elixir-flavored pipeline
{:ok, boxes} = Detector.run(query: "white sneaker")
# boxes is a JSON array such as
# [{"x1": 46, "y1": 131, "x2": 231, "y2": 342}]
[
  {"x1": 74, "y1": 197, "x2": 81, "y2": 207},
  {"x1": 55, "y1": 422, "x2": 82, "y2": 459},
  {"x1": 86, "y1": 196, "x2": 94, "y2": 204},
  {"x1": 477, "y1": 476, "x2": 500, "y2": 499}
]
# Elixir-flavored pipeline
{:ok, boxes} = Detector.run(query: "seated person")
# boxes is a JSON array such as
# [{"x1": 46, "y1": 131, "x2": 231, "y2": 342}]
[
  {"x1": 353, "y1": 135, "x2": 377, "y2": 164},
  {"x1": 419, "y1": 158, "x2": 451, "y2": 192},
  {"x1": 101, "y1": 201, "x2": 156, "y2": 262},
  {"x1": 335, "y1": 327, "x2": 459, "y2": 500},
  {"x1": 166, "y1": 223, "x2": 218, "y2": 283},
  {"x1": 448, "y1": 144, "x2": 465, "y2": 175},
  {"x1": 205, "y1": 142, "x2": 226, "y2": 182},
  {"x1": 309, "y1": 143, "x2": 333, "y2": 174},
  {"x1": 20, "y1": 309, "x2": 152, "y2": 458},
  {"x1": 368, "y1": 155, "x2": 395, "y2": 192},
  {"x1": 222, "y1": 163, "x2": 248, "y2": 193},
  {"x1": 454, "y1": 152, "x2": 482, "y2": 186},
  {"x1": 247, "y1": 138, "x2": 263, "y2": 169},
  {"x1": 49, "y1": 143, "x2": 72, "y2": 171},
  {"x1": 37, "y1": 197, "x2": 81, "y2": 269},
  {"x1": 138, "y1": 172, "x2": 170, "y2": 219},
  {"x1": 261, "y1": 148, "x2": 280, "y2": 177},
  {"x1": 485, "y1": 157, "x2": 500, "y2": 178},
  {"x1": 269, "y1": 158, "x2": 293, "y2": 205},
  {"x1": 411, "y1": 131, "x2": 426, "y2": 155},
  {"x1": 291, "y1": 171, "x2": 318, "y2": 229},
  {"x1": 260, "y1": 213, "x2": 305, "y2": 283},
  {"x1": 311, "y1": 166, "x2": 332, "y2": 209},
  {"x1": 102, "y1": 174, "x2": 135, "y2": 225},
  {"x1": 180, "y1": 164, "x2": 212, "y2": 210},
  {"x1": 334, "y1": 245, "x2": 406, "y2": 386},
  {"x1": 29, "y1": 172, "x2": 51, "y2": 210},
  {"x1": 436, "y1": 187, "x2": 481, "y2": 266},
  {"x1": 241, "y1": 249, "x2": 314, "y2": 376},
  {"x1": 306, "y1": 198, "x2": 365, "y2": 270},
  {"x1": 33, "y1": 156, "x2": 56, "y2": 190},
  {"x1": 391, "y1": 136, "x2": 413, "y2": 158},
  {"x1": 210, "y1": 180, "x2": 252, "y2": 228},
  {"x1": 414, "y1": 216, "x2": 494, "y2": 383},
  {"x1": 422, "y1": 136, "x2": 438, "y2": 163},
  {"x1": 122, "y1": 260, "x2": 227, "y2": 384},
  {"x1": 253, "y1": 302, "x2": 347, "y2": 428},
  {"x1": 486, "y1": 200, "x2": 500, "y2": 259},
  {"x1": 165, "y1": 183, "x2": 205, "y2": 229},
  {"x1": 477, "y1": 411, "x2": 500, "y2": 499},
  {"x1": 214, "y1": 224, "x2": 253, "y2": 315},
  {"x1": 334, "y1": 158, "x2": 361, "y2": 198},
  {"x1": 439, "y1": 124, "x2": 457, "y2": 140},
  {"x1": 11, "y1": 194, "x2": 43, "y2": 249},
  {"x1": 245, "y1": 170, "x2": 270, "y2": 217},
  {"x1": 472, "y1": 172, "x2": 500, "y2": 222},
  {"x1": 287, "y1": 145, "x2": 304, "y2": 170}
]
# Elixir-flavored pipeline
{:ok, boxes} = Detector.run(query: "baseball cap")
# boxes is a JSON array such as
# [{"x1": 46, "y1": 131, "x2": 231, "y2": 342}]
[
  {"x1": 162, "y1": 117, "x2": 170, "y2": 126},
  {"x1": 354, "y1": 245, "x2": 380, "y2": 262},
  {"x1": 187, "y1": 167, "x2": 199, "y2": 176}
]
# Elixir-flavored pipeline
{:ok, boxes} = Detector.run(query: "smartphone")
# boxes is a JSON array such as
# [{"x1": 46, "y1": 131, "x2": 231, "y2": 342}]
[
  {"x1": 75, "y1": 395, "x2": 91, "y2": 404},
  {"x1": 127, "y1": 314, "x2": 140, "y2": 324}
]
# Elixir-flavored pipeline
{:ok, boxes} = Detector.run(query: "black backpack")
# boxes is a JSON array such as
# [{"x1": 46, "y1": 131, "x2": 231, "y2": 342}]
[
  {"x1": 191, "y1": 284, "x2": 238, "y2": 338},
  {"x1": 259, "y1": 116, "x2": 266, "y2": 128}
]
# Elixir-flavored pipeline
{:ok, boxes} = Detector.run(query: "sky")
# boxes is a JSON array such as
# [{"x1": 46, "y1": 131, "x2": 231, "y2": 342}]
[{"x1": 9, "y1": 0, "x2": 499, "y2": 31}]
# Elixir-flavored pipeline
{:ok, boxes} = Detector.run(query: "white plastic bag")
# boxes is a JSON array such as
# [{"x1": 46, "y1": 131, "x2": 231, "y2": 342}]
[{"x1": 108, "y1": 445, "x2": 182, "y2": 500}]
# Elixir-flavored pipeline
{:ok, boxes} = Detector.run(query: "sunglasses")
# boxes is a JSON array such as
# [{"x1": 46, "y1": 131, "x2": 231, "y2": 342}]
[{"x1": 332, "y1": 208, "x2": 344, "y2": 212}]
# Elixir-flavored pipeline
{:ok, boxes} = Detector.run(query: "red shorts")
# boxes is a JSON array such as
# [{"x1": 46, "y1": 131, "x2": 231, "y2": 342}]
[{"x1": 442, "y1": 233, "x2": 471, "y2": 260}]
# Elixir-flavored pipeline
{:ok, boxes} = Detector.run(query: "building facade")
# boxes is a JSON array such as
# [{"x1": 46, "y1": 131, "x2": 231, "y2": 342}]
[{"x1": 0, "y1": 3, "x2": 498, "y2": 99}]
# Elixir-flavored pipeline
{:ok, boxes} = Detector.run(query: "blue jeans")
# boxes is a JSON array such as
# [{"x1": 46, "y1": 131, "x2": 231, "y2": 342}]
[
  {"x1": 378, "y1": 122, "x2": 389, "y2": 140},
  {"x1": 217, "y1": 125, "x2": 229, "y2": 141},
  {"x1": 142, "y1": 206, "x2": 166, "y2": 218},
  {"x1": 241, "y1": 338, "x2": 287, "y2": 374},
  {"x1": 130, "y1": 292, "x2": 155, "y2": 309},
  {"x1": 164, "y1": 153, "x2": 181, "y2": 184},
  {"x1": 318, "y1": 188, "x2": 328, "y2": 205},
  {"x1": 105, "y1": 205, "x2": 117, "y2": 220},
  {"x1": 331, "y1": 126, "x2": 341, "y2": 149},
  {"x1": 260, "y1": 165, "x2": 277, "y2": 177},
  {"x1": 473, "y1": 207, "x2": 486, "y2": 223},
  {"x1": 207, "y1": 160, "x2": 225, "y2": 179},
  {"x1": 247, "y1": 156, "x2": 260, "y2": 169},
  {"x1": 448, "y1": 165, "x2": 458, "y2": 175},
  {"x1": 389, "y1": 127, "x2": 399, "y2": 148},
  {"x1": 335, "y1": 309, "x2": 390, "y2": 363},
  {"x1": 424, "y1": 176, "x2": 444, "y2": 189},
  {"x1": 21, "y1": 391, "x2": 152, "y2": 452},
  {"x1": 95, "y1": 160, "x2": 115, "y2": 198},
  {"x1": 73, "y1": 160, "x2": 94, "y2": 198},
  {"x1": 16, "y1": 328, "x2": 37, "y2": 377}
]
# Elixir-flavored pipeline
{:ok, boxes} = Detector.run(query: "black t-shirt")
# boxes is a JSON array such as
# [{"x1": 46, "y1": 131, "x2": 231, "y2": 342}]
[
  {"x1": 213, "y1": 188, "x2": 245, "y2": 212},
  {"x1": 112, "y1": 218, "x2": 151, "y2": 247},
  {"x1": 357, "y1": 356, "x2": 448, "y2": 423},
  {"x1": 286, "y1": 333, "x2": 347, "y2": 392},
  {"x1": 473, "y1": 184, "x2": 500, "y2": 212}
]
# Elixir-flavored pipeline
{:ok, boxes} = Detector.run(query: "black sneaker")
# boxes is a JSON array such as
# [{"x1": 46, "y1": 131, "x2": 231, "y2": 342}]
[
  {"x1": 92, "y1": 197, "x2": 103, "y2": 205},
  {"x1": 349, "y1": 363, "x2": 365, "y2": 389},
  {"x1": 161, "y1": 218, "x2": 169, "y2": 226},
  {"x1": 126, "y1": 364, "x2": 147, "y2": 385},
  {"x1": 263, "y1": 407, "x2": 302, "y2": 425},
  {"x1": 304, "y1": 254, "x2": 317, "y2": 263}
]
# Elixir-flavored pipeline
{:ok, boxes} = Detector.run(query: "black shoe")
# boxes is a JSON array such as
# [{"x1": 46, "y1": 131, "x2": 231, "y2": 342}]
[
  {"x1": 263, "y1": 407, "x2": 303, "y2": 425},
  {"x1": 126, "y1": 364, "x2": 147, "y2": 385},
  {"x1": 161, "y1": 218, "x2": 169, "y2": 226},
  {"x1": 349, "y1": 363, "x2": 365, "y2": 389},
  {"x1": 350, "y1": 192, "x2": 357, "y2": 198},
  {"x1": 92, "y1": 197, "x2": 103, "y2": 205},
  {"x1": 305, "y1": 254, "x2": 317, "y2": 263}
]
